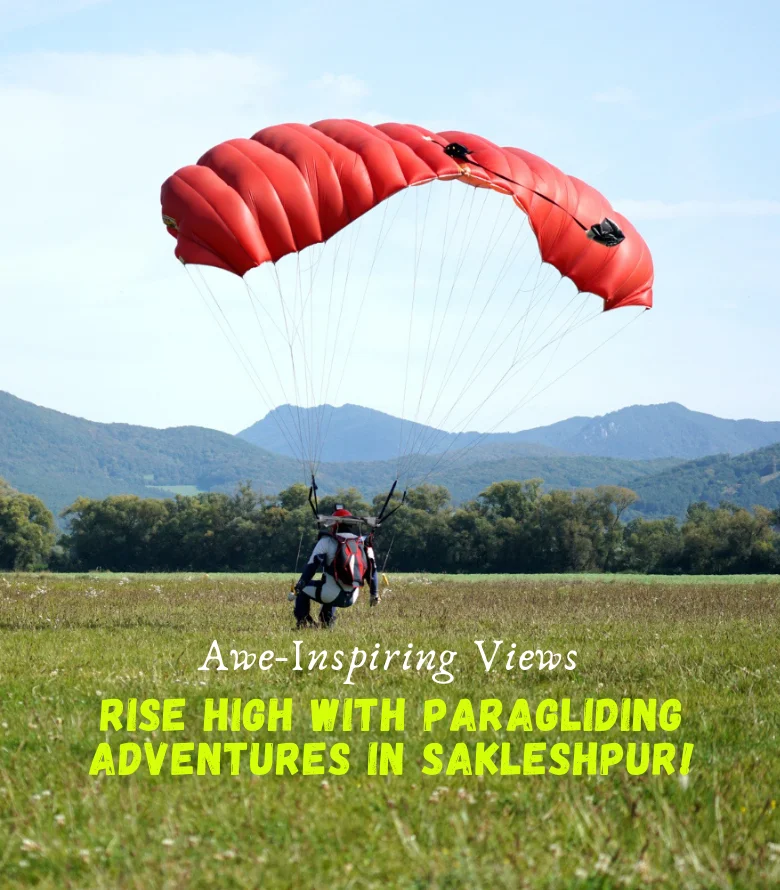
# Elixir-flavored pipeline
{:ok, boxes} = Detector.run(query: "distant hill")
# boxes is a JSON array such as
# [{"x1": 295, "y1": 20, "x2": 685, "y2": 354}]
[
  {"x1": 3, "y1": 390, "x2": 780, "y2": 521},
  {"x1": 629, "y1": 443, "x2": 780, "y2": 519},
  {"x1": 384, "y1": 447, "x2": 681, "y2": 506},
  {"x1": 0, "y1": 391, "x2": 303, "y2": 517},
  {"x1": 237, "y1": 404, "x2": 567, "y2": 463},
  {"x1": 0, "y1": 390, "x2": 678, "y2": 517},
  {"x1": 239, "y1": 402, "x2": 780, "y2": 462},
  {"x1": 532, "y1": 403, "x2": 780, "y2": 460}
]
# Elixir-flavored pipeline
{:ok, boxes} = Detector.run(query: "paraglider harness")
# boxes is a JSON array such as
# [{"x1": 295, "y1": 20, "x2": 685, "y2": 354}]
[{"x1": 305, "y1": 475, "x2": 406, "y2": 595}]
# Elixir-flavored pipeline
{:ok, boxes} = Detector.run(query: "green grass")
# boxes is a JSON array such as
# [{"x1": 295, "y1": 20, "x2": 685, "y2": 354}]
[{"x1": 0, "y1": 573, "x2": 778, "y2": 889}]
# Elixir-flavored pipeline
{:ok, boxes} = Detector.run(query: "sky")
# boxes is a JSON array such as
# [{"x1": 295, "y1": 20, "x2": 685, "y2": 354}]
[{"x1": 0, "y1": 0, "x2": 778, "y2": 439}]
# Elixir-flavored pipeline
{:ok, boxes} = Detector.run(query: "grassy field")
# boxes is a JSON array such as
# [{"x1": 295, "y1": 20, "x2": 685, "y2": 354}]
[{"x1": 0, "y1": 572, "x2": 778, "y2": 889}]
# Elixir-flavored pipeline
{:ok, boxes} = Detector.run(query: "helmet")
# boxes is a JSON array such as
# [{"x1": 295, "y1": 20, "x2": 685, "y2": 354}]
[{"x1": 331, "y1": 505, "x2": 354, "y2": 534}]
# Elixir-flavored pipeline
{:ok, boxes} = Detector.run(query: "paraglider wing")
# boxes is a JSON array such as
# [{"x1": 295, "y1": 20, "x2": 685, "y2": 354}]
[{"x1": 161, "y1": 120, "x2": 653, "y2": 310}]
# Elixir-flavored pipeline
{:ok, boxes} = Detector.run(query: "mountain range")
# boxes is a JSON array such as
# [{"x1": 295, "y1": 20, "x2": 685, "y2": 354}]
[
  {"x1": 2, "y1": 390, "x2": 780, "y2": 520},
  {"x1": 629, "y1": 444, "x2": 780, "y2": 519},
  {"x1": 239, "y1": 402, "x2": 780, "y2": 462}
]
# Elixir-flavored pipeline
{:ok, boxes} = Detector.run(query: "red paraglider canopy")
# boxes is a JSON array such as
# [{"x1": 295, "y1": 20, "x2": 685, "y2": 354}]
[{"x1": 161, "y1": 119, "x2": 653, "y2": 311}]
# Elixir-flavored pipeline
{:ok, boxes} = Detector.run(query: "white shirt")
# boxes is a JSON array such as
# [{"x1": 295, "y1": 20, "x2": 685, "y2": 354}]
[{"x1": 307, "y1": 533, "x2": 341, "y2": 568}]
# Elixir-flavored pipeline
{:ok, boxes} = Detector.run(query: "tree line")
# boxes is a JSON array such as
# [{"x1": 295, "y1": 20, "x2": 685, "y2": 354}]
[{"x1": 0, "y1": 477, "x2": 778, "y2": 574}]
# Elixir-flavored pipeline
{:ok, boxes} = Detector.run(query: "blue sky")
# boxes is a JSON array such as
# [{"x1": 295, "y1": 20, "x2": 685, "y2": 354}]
[{"x1": 0, "y1": 0, "x2": 778, "y2": 435}]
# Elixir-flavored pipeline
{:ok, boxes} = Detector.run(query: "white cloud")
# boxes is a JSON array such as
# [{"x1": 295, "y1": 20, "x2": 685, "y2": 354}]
[
  {"x1": 614, "y1": 199, "x2": 780, "y2": 220},
  {"x1": 0, "y1": 0, "x2": 107, "y2": 34},
  {"x1": 591, "y1": 87, "x2": 637, "y2": 105},
  {"x1": 311, "y1": 73, "x2": 370, "y2": 100}
]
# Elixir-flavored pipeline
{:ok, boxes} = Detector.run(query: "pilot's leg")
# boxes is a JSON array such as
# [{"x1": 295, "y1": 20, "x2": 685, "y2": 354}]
[
  {"x1": 294, "y1": 578, "x2": 325, "y2": 628},
  {"x1": 319, "y1": 603, "x2": 337, "y2": 627}
]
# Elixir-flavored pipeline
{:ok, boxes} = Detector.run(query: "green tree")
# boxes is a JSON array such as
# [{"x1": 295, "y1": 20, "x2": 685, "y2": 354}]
[
  {"x1": 681, "y1": 502, "x2": 778, "y2": 573},
  {"x1": 374, "y1": 485, "x2": 452, "y2": 572},
  {"x1": 445, "y1": 504, "x2": 498, "y2": 572},
  {"x1": 50, "y1": 477, "x2": 778, "y2": 576},
  {"x1": 533, "y1": 490, "x2": 592, "y2": 572},
  {"x1": 477, "y1": 479, "x2": 542, "y2": 522},
  {"x1": 0, "y1": 477, "x2": 18, "y2": 496},
  {"x1": 404, "y1": 485, "x2": 451, "y2": 514},
  {"x1": 620, "y1": 517, "x2": 683, "y2": 573},
  {"x1": 278, "y1": 483, "x2": 310, "y2": 511},
  {"x1": 594, "y1": 486, "x2": 640, "y2": 571},
  {"x1": 317, "y1": 487, "x2": 370, "y2": 516},
  {"x1": 61, "y1": 495, "x2": 170, "y2": 571},
  {"x1": 0, "y1": 491, "x2": 56, "y2": 570}
]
